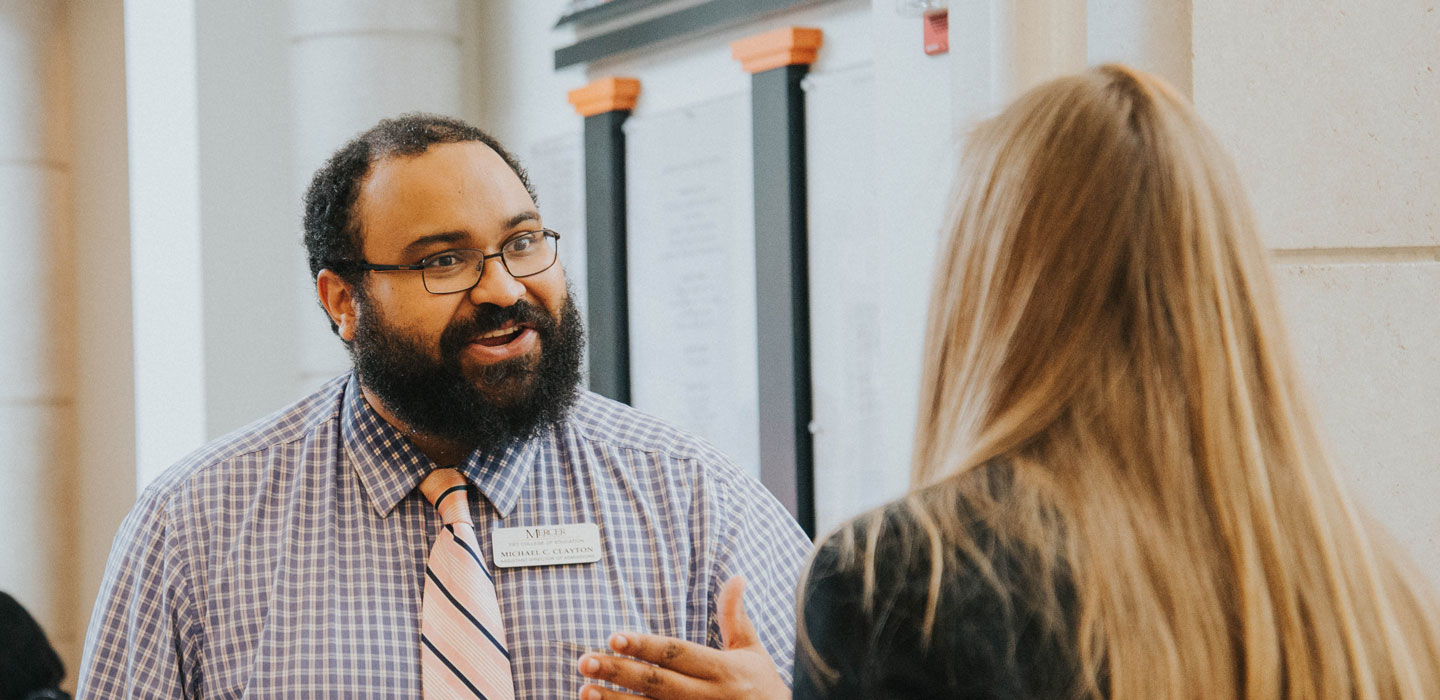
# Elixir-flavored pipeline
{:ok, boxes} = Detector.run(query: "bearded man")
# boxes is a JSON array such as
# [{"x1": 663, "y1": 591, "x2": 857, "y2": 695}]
[{"x1": 77, "y1": 114, "x2": 810, "y2": 700}]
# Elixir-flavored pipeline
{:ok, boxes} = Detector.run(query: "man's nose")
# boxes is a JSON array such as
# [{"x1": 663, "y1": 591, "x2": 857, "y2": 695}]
[{"x1": 468, "y1": 256, "x2": 526, "y2": 308}]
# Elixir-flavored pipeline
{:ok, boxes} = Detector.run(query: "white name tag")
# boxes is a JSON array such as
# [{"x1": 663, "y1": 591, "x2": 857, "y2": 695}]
[{"x1": 491, "y1": 523, "x2": 602, "y2": 568}]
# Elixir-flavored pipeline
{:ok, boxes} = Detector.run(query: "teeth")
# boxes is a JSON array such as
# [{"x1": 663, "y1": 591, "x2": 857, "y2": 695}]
[{"x1": 480, "y1": 325, "x2": 519, "y2": 339}]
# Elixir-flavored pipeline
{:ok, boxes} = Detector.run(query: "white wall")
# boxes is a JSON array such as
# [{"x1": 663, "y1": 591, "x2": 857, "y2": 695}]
[
  {"x1": 119, "y1": 0, "x2": 480, "y2": 483},
  {"x1": 1193, "y1": 0, "x2": 1440, "y2": 580},
  {"x1": 475, "y1": 2, "x2": 1440, "y2": 578},
  {"x1": 288, "y1": 0, "x2": 472, "y2": 394},
  {"x1": 124, "y1": 0, "x2": 207, "y2": 485},
  {"x1": 60, "y1": 0, "x2": 480, "y2": 684},
  {"x1": 196, "y1": 0, "x2": 300, "y2": 437},
  {"x1": 1087, "y1": 0, "x2": 1190, "y2": 96},
  {"x1": 31, "y1": 2, "x2": 1440, "y2": 686},
  {"x1": 472, "y1": 1, "x2": 586, "y2": 153},
  {"x1": 472, "y1": 0, "x2": 958, "y2": 529}
]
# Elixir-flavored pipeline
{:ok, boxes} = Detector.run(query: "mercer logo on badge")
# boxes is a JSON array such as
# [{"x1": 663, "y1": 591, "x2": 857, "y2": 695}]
[{"x1": 525, "y1": 528, "x2": 565, "y2": 539}]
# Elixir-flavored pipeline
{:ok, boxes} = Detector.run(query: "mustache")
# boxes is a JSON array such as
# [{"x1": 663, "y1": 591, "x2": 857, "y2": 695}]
[{"x1": 439, "y1": 300, "x2": 554, "y2": 357}]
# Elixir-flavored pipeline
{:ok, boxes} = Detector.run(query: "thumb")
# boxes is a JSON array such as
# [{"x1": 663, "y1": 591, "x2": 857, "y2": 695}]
[{"x1": 717, "y1": 575, "x2": 761, "y2": 651}]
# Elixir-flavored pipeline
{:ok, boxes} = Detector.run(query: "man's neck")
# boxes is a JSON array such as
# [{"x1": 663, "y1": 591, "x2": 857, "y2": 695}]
[{"x1": 359, "y1": 385, "x2": 473, "y2": 467}]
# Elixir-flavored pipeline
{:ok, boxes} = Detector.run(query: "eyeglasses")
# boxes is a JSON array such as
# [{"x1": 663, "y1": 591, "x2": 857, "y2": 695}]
[{"x1": 334, "y1": 229, "x2": 561, "y2": 294}]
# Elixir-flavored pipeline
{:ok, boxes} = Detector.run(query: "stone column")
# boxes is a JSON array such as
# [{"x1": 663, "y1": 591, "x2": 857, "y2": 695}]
[
  {"x1": 1087, "y1": 0, "x2": 1192, "y2": 97},
  {"x1": 951, "y1": 0, "x2": 1087, "y2": 114},
  {"x1": 125, "y1": 0, "x2": 207, "y2": 486},
  {"x1": 0, "y1": 0, "x2": 77, "y2": 663},
  {"x1": 70, "y1": 0, "x2": 136, "y2": 682},
  {"x1": 288, "y1": 0, "x2": 467, "y2": 391}
]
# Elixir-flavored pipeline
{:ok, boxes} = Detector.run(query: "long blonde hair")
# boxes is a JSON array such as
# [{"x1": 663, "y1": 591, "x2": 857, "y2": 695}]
[{"x1": 824, "y1": 64, "x2": 1440, "y2": 699}]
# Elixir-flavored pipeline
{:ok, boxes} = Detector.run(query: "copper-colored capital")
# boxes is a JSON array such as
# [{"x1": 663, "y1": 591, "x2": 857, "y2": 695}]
[
  {"x1": 568, "y1": 77, "x2": 642, "y2": 117},
  {"x1": 731, "y1": 27, "x2": 823, "y2": 74}
]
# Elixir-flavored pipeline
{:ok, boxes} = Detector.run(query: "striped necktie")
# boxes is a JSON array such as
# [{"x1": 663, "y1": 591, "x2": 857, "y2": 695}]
[{"x1": 419, "y1": 468, "x2": 515, "y2": 700}]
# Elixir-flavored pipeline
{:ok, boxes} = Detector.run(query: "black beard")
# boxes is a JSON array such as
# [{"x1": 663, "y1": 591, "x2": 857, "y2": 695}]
[{"x1": 349, "y1": 287, "x2": 584, "y2": 456}]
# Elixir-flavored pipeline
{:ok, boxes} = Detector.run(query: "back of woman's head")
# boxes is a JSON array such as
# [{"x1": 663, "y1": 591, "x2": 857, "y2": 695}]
[
  {"x1": 916, "y1": 64, "x2": 1273, "y2": 479},
  {"x1": 911, "y1": 64, "x2": 1440, "y2": 699},
  {"x1": 0, "y1": 592, "x2": 67, "y2": 700}
]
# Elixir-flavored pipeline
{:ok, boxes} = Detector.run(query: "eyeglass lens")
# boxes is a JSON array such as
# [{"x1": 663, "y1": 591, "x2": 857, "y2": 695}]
[{"x1": 422, "y1": 232, "x2": 558, "y2": 294}]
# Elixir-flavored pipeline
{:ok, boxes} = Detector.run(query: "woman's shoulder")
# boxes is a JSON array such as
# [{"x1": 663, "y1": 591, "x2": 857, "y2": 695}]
[
  {"x1": 798, "y1": 461, "x2": 1081, "y2": 699},
  {"x1": 813, "y1": 460, "x2": 1023, "y2": 569},
  {"x1": 803, "y1": 463, "x2": 1021, "y2": 625}
]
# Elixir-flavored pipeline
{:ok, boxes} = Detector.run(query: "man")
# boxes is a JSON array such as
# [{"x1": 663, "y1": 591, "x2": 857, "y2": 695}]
[{"x1": 77, "y1": 114, "x2": 810, "y2": 699}]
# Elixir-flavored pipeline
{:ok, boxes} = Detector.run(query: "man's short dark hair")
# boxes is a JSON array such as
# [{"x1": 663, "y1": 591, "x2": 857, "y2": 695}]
[{"x1": 301, "y1": 113, "x2": 535, "y2": 285}]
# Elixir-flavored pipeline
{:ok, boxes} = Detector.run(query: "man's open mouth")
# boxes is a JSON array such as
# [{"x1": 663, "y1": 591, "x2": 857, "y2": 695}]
[{"x1": 473, "y1": 322, "x2": 530, "y2": 347}]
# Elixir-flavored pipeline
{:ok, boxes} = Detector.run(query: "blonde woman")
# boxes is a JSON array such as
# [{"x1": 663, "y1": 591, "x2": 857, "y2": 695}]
[{"x1": 794, "y1": 64, "x2": 1440, "y2": 700}]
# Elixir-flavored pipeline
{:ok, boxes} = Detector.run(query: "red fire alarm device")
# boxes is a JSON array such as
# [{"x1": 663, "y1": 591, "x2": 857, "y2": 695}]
[{"x1": 924, "y1": 9, "x2": 948, "y2": 56}]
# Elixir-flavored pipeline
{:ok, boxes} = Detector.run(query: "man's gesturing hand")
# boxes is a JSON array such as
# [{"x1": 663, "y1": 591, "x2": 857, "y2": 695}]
[{"x1": 577, "y1": 576, "x2": 790, "y2": 700}]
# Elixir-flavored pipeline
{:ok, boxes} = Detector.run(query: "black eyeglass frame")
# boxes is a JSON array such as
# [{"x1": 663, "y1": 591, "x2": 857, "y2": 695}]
[{"x1": 329, "y1": 229, "x2": 562, "y2": 295}]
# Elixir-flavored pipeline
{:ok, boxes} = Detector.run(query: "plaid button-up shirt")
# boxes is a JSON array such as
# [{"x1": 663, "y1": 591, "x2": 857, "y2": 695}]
[{"x1": 77, "y1": 374, "x2": 811, "y2": 698}]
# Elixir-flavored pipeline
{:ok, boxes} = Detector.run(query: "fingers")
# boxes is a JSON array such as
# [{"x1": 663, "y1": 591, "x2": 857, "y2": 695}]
[
  {"x1": 716, "y1": 576, "x2": 760, "y2": 651},
  {"x1": 576, "y1": 578, "x2": 776, "y2": 699},
  {"x1": 577, "y1": 682, "x2": 647, "y2": 700},
  {"x1": 600, "y1": 631, "x2": 721, "y2": 678},
  {"x1": 578, "y1": 651, "x2": 708, "y2": 699}
]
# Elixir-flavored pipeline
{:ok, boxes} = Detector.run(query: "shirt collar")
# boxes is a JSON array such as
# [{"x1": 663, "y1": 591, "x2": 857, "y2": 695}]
[{"x1": 341, "y1": 373, "x2": 542, "y2": 520}]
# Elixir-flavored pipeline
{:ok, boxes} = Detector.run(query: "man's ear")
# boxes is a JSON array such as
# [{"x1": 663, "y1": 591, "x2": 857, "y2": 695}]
[{"x1": 317, "y1": 269, "x2": 359, "y2": 342}]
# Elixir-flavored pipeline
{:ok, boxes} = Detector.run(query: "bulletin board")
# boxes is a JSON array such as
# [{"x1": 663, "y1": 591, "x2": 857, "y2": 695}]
[
  {"x1": 622, "y1": 93, "x2": 763, "y2": 479},
  {"x1": 803, "y1": 64, "x2": 913, "y2": 534}
]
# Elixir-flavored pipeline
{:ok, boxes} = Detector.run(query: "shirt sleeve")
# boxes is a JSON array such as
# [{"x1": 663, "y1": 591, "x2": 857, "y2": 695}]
[
  {"x1": 707, "y1": 469, "x2": 813, "y2": 686},
  {"x1": 76, "y1": 484, "x2": 203, "y2": 699}
]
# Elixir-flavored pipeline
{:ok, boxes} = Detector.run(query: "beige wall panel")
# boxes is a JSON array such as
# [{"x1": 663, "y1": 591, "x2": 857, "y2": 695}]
[
  {"x1": 998, "y1": 0, "x2": 1087, "y2": 99},
  {"x1": 0, "y1": 165, "x2": 73, "y2": 401},
  {"x1": 0, "y1": 0, "x2": 66, "y2": 161},
  {"x1": 0, "y1": 404, "x2": 76, "y2": 650},
  {"x1": 68, "y1": 0, "x2": 133, "y2": 687},
  {"x1": 1193, "y1": 2, "x2": 1440, "y2": 249},
  {"x1": 69, "y1": 0, "x2": 133, "y2": 573},
  {"x1": 1274, "y1": 262, "x2": 1440, "y2": 581}
]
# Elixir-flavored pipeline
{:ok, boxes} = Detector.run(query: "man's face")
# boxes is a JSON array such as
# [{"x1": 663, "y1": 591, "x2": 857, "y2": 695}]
[{"x1": 344, "y1": 141, "x2": 582, "y2": 449}]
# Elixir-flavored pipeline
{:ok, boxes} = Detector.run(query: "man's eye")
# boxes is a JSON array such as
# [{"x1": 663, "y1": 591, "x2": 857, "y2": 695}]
[
  {"x1": 422, "y1": 253, "x2": 465, "y2": 269},
  {"x1": 506, "y1": 233, "x2": 538, "y2": 253}
]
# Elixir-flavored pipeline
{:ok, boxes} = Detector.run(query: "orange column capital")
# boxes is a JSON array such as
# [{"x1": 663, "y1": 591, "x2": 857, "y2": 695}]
[
  {"x1": 730, "y1": 26, "x2": 823, "y2": 74},
  {"x1": 567, "y1": 77, "x2": 642, "y2": 117}
]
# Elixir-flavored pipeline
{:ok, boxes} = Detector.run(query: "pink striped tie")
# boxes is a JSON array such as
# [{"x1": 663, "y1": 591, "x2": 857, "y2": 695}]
[{"x1": 419, "y1": 468, "x2": 515, "y2": 700}]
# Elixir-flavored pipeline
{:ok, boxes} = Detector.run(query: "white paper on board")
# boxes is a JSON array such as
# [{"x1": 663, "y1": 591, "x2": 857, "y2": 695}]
[{"x1": 623, "y1": 93, "x2": 762, "y2": 480}]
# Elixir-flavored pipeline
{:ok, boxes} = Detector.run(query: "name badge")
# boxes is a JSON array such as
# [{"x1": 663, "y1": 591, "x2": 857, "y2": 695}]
[{"x1": 492, "y1": 523, "x2": 602, "y2": 568}]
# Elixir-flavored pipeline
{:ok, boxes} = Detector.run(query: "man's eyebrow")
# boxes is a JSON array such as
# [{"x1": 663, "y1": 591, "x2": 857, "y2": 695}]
[
  {"x1": 505, "y1": 211, "x2": 541, "y2": 229},
  {"x1": 397, "y1": 212, "x2": 541, "y2": 257},
  {"x1": 400, "y1": 231, "x2": 467, "y2": 257}
]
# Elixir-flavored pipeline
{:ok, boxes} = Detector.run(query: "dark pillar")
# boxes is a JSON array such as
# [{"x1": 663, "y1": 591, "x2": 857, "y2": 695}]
[
  {"x1": 569, "y1": 78, "x2": 642, "y2": 404},
  {"x1": 733, "y1": 27, "x2": 822, "y2": 536}
]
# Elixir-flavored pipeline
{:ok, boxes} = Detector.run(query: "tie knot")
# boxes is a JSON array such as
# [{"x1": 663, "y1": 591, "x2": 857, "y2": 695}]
[{"x1": 420, "y1": 468, "x2": 473, "y2": 526}]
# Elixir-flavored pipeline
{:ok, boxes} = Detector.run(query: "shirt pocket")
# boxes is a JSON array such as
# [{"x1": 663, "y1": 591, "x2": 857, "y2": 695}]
[{"x1": 504, "y1": 559, "x2": 673, "y2": 697}]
